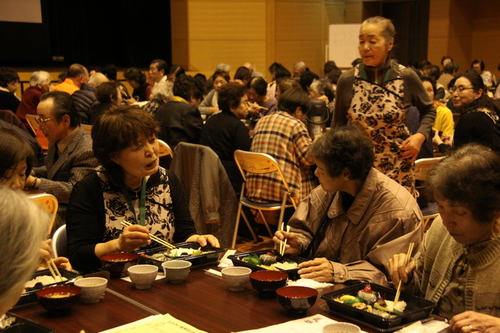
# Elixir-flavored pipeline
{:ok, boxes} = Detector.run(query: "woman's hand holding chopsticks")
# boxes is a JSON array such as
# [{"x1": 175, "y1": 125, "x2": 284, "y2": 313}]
[
  {"x1": 118, "y1": 224, "x2": 152, "y2": 252},
  {"x1": 272, "y1": 225, "x2": 301, "y2": 256},
  {"x1": 386, "y1": 245, "x2": 417, "y2": 290}
]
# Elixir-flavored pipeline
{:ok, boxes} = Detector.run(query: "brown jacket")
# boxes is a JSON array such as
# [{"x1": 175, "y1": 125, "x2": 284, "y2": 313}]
[{"x1": 289, "y1": 168, "x2": 423, "y2": 286}]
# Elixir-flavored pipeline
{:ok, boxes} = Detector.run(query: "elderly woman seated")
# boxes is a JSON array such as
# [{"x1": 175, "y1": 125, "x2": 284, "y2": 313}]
[
  {"x1": 388, "y1": 144, "x2": 500, "y2": 332},
  {"x1": 67, "y1": 105, "x2": 219, "y2": 273},
  {"x1": 17, "y1": 71, "x2": 52, "y2": 129},
  {"x1": 142, "y1": 80, "x2": 173, "y2": 115},
  {"x1": 0, "y1": 186, "x2": 49, "y2": 316}
]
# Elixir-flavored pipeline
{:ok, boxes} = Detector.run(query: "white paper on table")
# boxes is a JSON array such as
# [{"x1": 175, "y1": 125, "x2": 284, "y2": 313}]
[
  {"x1": 396, "y1": 320, "x2": 450, "y2": 333},
  {"x1": 286, "y1": 278, "x2": 333, "y2": 290},
  {"x1": 233, "y1": 314, "x2": 367, "y2": 333},
  {"x1": 99, "y1": 313, "x2": 208, "y2": 333}
]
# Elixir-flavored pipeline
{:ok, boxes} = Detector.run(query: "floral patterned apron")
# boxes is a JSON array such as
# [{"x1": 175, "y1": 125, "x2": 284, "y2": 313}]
[{"x1": 348, "y1": 64, "x2": 415, "y2": 195}]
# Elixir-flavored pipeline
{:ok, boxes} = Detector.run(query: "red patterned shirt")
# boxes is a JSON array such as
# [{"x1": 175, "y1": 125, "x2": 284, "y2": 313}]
[{"x1": 246, "y1": 111, "x2": 317, "y2": 203}]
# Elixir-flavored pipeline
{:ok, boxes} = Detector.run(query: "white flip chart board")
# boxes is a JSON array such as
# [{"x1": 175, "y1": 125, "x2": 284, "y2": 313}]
[{"x1": 328, "y1": 24, "x2": 361, "y2": 68}]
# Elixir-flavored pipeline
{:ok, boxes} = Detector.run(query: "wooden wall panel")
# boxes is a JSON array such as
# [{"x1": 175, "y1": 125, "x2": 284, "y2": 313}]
[
  {"x1": 275, "y1": 40, "x2": 326, "y2": 75},
  {"x1": 275, "y1": 2, "x2": 325, "y2": 40},
  {"x1": 188, "y1": 2, "x2": 266, "y2": 41},
  {"x1": 188, "y1": 40, "x2": 266, "y2": 75}
]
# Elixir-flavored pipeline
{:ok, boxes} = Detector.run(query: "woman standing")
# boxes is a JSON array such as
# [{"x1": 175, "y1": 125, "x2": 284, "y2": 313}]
[{"x1": 333, "y1": 16, "x2": 435, "y2": 195}]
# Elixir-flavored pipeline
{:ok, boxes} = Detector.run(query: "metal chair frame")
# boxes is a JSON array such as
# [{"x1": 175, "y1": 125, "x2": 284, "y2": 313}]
[
  {"x1": 29, "y1": 193, "x2": 59, "y2": 236},
  {"x1": 231, "y1": 150, "x2": 297, "y2": 248},
  {"x1": 158, "y1": 139, "x2": 174, "y2": 157}
]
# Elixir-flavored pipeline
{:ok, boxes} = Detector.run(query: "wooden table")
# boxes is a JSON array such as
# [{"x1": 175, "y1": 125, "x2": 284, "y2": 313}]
[
  {"x1": 11, "y1": 288, "x2": 156, "y2": 333},
  {"x1": 106, "y1": 266, "x2": 346, "y2": 333},
  {"x1": 11, "y1": 264, "x2": 359, "y2": 333}
]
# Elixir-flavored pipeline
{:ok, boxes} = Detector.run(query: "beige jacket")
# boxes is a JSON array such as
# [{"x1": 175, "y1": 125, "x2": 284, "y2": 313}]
[{"x1": 289, "y1": 168, "x2": 423, "y2": 286}]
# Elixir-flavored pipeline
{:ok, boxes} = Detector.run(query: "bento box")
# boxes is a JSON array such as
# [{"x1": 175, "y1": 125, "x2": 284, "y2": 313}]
[
  {"x1": 228, "y1": 249, "x2": 306, "y2": 280},
  {"x1": 1, "y1": 312, "x2": 53, "y2": 332},
  {"x1": 14, "y1": 269, "x2": 79, "y2": 309},
  {"x1": 136, "y1": 242, "x2": 225, "y2": 269},
  {"x1": 321, "y1": 283, "x2": 436, "y2": 331}
]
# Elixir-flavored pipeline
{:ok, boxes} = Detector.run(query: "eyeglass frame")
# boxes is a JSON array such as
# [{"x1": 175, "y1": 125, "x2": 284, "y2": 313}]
[
  {"x1": 449, "y1": 86, "x2": 475, "y2": 93},
  {"x1": 34, "y1": 116, "x2": 52, "y2": 126}
]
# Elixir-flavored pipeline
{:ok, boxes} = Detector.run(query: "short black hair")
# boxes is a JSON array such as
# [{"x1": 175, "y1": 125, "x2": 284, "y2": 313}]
[
  {"x1": 218, "y1": 83, "x2": 247, "y2": 113},
  {"x1": 150, "y1": 59, "x2": 168, "y2": 73},
  {"x1": 249, "y1": 77, "x2": 268, "y2": 96},
  {"x1": 124, "y1": 67, "x2": 147, "y2": 85},
  {"x1": 0, "y1": 67, "x2": 19, "y2": 88},
  {"x1": 278, "y1": 87, "x2": 311, "y2": 115},
  {"x1": 173, "y1": 75, "x2": 204, "y2": 101},
  {"x1": 40, "y1": 91, "x2": 80, "y2": 127},
  {"x1": 309, "y1": 125, "x2": 375, "y2": 180}
]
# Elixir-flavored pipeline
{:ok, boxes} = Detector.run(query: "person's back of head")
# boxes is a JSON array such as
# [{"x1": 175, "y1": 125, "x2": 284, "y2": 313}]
[
  {"x1": 234, "y1": 66, "x2": 252, "y2": 83},
  {"x1": 0, "y1": 127, "x2": 35, "y2": 183},
  {"x1": 310, "y1": 79, "x2": 334, "y2": 102},
  {"x1": 323, "y1": 61, "x2": 339, "y2": 74},
  {"x1": 101, "y1": 63, "x2": 117, "y2": 81},
  {"x1": 167, "y1": 65, "x2": 185, "y2": 81},
  {"x1": 274, "y1": 66, "x2": 291, "y2": 80},
  {"x1": 278, "y1": 87, "x2": 311, "y2": 115},
  {"x1": 309, "y1": 125, "x2": 375, "y2": 181},
  {"x1": 124, "y1": 67, "x2": 147, "y2": 86},
  {"x1": 0, "y1": 185, "x2": 48, "y2": 315},
  {"x1": 29, "y1": 71, "x2": 52, "y2": 88},
  {"x1": 0, "y1": 67, "x2": 19, "y2": 88},
  {"x1": 249, "y1": 77, "x2": 268, "y2": 97},
  {"x1": 151, "y1": 80, "x2": 173, "y2": 102},
  {"x1": 276, "y1": 78, "x2": 299, "y2": 97},
  {"x1": 299, "y1": 71, "x2": 319, "y2": 92},
  {"x1": 40, "y1": 91, "x2": 80, "y2": 127},
  {"x1": 444, "y1": 61, "x2": 459, "y2": 75},
  {"x1": 68, "y1": 63, "x2": 88, "y2": 79},
  {"x1": 215, "y1": 63, "x2": 230, "y2": 73},
  {"x1": 88, "y1": 72, "x2": 109, "y2": 88},
  {"x1": 96, "y1": 82, "x2": 119, "y2": 104},
  {"x1": 173, "y1": 74, "x2": 204, "y2": 103}
]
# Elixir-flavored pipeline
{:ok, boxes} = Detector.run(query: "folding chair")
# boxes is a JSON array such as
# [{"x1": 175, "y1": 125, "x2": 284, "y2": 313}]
[
  {"x1": 25, "y1": 114, "x2": 49, "y2": 151},
  {"x1": 415, "y1": 157, "x2": 444, "y2": 231},
  {"x1": 29, "y1": 193, "x2": 59, "y2": 236},
  {"x1": 158, "y1": 139, "x2": 174, "y2": 157},
  {"x1": 232, "y1": 150, "x2": 297, "y2": 248},
  {"x1": 51, "y1": 224, "x2": 67, "y2": 258}
]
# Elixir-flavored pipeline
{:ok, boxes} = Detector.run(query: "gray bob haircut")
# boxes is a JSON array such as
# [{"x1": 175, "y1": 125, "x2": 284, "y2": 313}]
[{"x1": 0, "y1": 186, "x2": 48, "y2": 311}]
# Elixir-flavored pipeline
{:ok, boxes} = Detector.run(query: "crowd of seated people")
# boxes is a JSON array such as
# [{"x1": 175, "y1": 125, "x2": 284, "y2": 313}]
[{"x1": 3, "y1": 50, "x2": 500, "y2": 331}]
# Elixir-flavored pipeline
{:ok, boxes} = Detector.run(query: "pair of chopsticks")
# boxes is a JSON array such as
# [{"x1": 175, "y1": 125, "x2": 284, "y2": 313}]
[
  {"x1": 120, "y1": 221, "x2": 176, "y2": 249},
  {"x1": 279, "y1": 223, "x2": 291, "y2": 256},
  {"x1": 393, "y1": 242, "x2": 415, "y2": 305},
  {"x1": 46, "y1": 258, "x2": 63, "y2": 281}
]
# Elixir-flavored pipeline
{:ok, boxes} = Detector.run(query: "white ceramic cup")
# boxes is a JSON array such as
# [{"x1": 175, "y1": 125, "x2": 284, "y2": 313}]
[
  {"x1": 127, "y1": 264, "x2": 159, "y2": 289},
  {"x1": 221, "y1": 267, "x2": 252, "y2": 291},
  {"x1": 323, "y1": 323, "x2": 361, "y2": 333},
  {"x1": 161, "y1": 260, "x2": 192, "y2": 283},
  {"x1": 74, "y1": 277, "x2": 108, "y2": 303}
]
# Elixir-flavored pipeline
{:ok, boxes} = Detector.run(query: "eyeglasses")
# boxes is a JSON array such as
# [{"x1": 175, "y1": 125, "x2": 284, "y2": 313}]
[
  {"x1": 449, "y1": 86, "x2": 474, "y2": 93},
  {"x1": 35, "y1": 116, "x2": 51, "y2": 126}
]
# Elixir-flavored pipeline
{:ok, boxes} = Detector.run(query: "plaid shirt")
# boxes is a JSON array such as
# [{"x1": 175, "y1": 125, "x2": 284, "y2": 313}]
[{"x1": 246, "y1": 111, "x2": 317, "y2": 203}]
